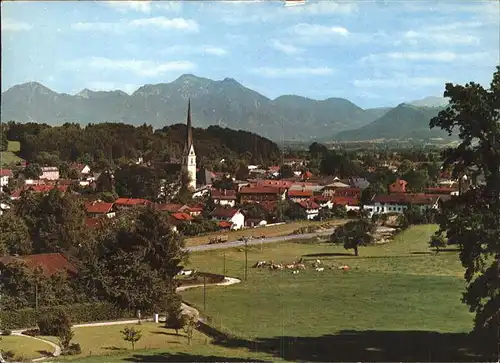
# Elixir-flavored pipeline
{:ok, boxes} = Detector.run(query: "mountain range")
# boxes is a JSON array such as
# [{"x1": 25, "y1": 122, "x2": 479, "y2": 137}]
[{"x1": 1, "y1": 74, "x2": 450, "y2": 142}]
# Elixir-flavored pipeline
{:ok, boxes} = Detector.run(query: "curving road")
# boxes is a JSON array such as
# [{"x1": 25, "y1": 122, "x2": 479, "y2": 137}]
[{"x1": 186, "y1": 227, "x2": 337, "y2": 252}]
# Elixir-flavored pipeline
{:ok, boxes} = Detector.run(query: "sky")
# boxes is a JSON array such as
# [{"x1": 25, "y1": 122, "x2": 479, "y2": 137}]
[{"x1": 1, "y1": 0, "x2": 499, "y2": 108}]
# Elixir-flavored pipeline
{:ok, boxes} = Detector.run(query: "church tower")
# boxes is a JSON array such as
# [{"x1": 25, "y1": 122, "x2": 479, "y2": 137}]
[{"x1": 182, "y1": 99, "x2": 197, "y2": 190}]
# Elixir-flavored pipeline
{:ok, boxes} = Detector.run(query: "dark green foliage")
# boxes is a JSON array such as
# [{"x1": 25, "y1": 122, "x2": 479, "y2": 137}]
[
  {"x1": 429, "y1": 233, "x2": 447, "y2": 254},
  {"x1": 429, "y1": 66, "x2": 500, "y2": 340},
  {"x1": 279, "y1": 165, "x2": 295, "y2": 178},
  {"x1": 24, "y1": 163, "x2": 41, "y2": 179},
  {"x1": 121, "y1": 326, "x2": 142, "y2": 350},
  {"x1": 7, "y1": 121, "x2": 279, "y2": 171},
  {"x1": 165, "y1": 290, "x2": 184, "y2": 335},
  {"x1": 320, "y1": 151, "x2": 359, "y2": 178},
  {"x1": 308, "y1": 142, "x2": 328, "y2": 158},
  {"x1": 177, "y1": 218, "x2": 219, "y2": 237},
  {"x1": 0, "y1": 212, "x2": 32, "y2": 255},
  {"x1": 114, "y1": 165, "x2": 166, "y2": 200},
  {"x1": 0, "y1": 302, "x2": 134, "y2": 329},
  {"x1": 0, "y1": 131, "x2": 8, "y2": 151},
  {"x1": 330, "y1": 219, "x2": 376, "y2": 256},
  {"x1": 37, "y1": 309, "x2": 71, "y2": 336},
  {"x1": 64, "y1": 343, "x2": 82, "y2": 356}
]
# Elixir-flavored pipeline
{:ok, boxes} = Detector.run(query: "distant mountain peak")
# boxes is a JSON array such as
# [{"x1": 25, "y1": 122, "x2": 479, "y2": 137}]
[{"x1": 409, "y1": 96, "x2": 449, "y2": 108}]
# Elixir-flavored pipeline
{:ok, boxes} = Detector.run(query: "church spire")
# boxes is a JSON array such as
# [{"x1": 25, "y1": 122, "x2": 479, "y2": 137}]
[{"x1": 186, "y1": 99, "x2": 192, "y2": 149}]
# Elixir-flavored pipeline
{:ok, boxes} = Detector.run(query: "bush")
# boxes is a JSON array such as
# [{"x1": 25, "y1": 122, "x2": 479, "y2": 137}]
[
  {"x1": 1, "y1": 350, "x2": 15, "y2": 360},
  {"x1": 37, "y1": 309, "x2": 71, "y2": 336},
  {"x1": 21, "y1": 329, "x2": 39, "y2": 337},
  {"x1": 1, "y1": 302, "x2": 135, "y2": 329},
  {"x1": 64, "y1": 343, "x2": 82, "y2": 356},
  {"x1": 1, "y1": 329, "x2": 12, "y2": 336}
]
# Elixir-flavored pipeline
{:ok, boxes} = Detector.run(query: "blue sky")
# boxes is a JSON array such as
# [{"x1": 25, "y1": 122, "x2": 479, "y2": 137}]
[{"x1": 2, "y1": 0, "x2": 499, "y2": 108}]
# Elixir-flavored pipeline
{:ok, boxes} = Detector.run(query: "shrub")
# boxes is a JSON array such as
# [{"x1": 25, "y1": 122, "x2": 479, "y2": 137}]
[
  {"x1": 37, "y1": 309, "x2": 71, "y2": 336},
  {"x1": 65, "y1": 343, "x2": 82, "y2": 356},
  {"x1": 59, "y1": 328, "x2": 74, "y2": 351},
  {"x1": 1, "y1": 329, "x2": 12, "y2": 336},
  {"x1": 1, "y1": 302, "x2": 134, "y2": 329},
  {"x1": 21, "y1": 329, "x2": 39, "y2": 337},
  {"x1": 121, "y1": 326, "x2": 142, "y2": 350},
  {"x1": 1, "y1": 350, "x2": 15, "y2": 360}
]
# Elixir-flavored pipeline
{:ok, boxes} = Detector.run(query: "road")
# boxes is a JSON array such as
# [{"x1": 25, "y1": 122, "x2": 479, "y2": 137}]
[{"x1": 186, "y1": 227, "x2": 336, "y2": 252}]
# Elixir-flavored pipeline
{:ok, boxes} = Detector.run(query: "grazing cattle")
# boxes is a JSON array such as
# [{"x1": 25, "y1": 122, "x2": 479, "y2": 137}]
[
  {"x1": 316, "y1": 259, "x2": 321, "y2": 265},
  {"x1": 253, "y1": 261, "x2": 267, "y2": 268},
  {"x1": 178, "y1": 270, "x2": 193, "y2": 276},
  {"x1": 296, "y1": 263, "x2": 306, "y2": 270},
  {"x1": 340, "y1": 265, "x2": 350, "y2": 272},
  {"x1": 315, "y1": 267, "x2": 324, "y2": 272},
  {"x1": 286, "y1": 264, "x2": 295, "y2": 269},
  {"x1": 292, "y1": 270, "x2": 299, "y2": 274}
]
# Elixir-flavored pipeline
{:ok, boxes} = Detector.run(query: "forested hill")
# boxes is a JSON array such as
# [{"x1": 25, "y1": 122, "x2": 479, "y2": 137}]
[{"x1": 4, "y1": 121, "x2": 280, "y2": 169}]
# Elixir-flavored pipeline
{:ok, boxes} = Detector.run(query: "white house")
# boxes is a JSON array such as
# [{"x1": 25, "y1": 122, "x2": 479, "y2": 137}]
[
  {"x1": 210, "y1": 207, "x2": 245, "y2": 230},
  {"x1": 364, "y1": 194, "x2": 441, "y2": 218},
  {"x1": 298, "y1": 200, "x2": 320, "y2": 220},
  {"x1": 0, "y1": 169, "x2": 13, "y2": 191},
  {"x1": 211, "y1": 188, "x2": 237, "y2": 207},
  {"x1": 40, "y1": 166, "x2": 59, "y2": 180},
  {"x1": 0, "y1": 202, "x2": 11, "y2": 216}
]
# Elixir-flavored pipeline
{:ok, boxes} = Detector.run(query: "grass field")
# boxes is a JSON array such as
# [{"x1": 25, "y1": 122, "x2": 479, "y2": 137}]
[
  {"x1": 0, "y1": 141, "x2": 23, "y2": 167},
  {"x1": 45, "y1": 322, "x2": 278, "y2": 362},
  {"x1": 0, "y1": 335, "x2": 53, "y2": 361},
  {"x1": 180, "y1": 225, "x2": 490, "y2": 361},
  {"x1": 184, "y1": 219, "x2": 344, "y2": 247}
]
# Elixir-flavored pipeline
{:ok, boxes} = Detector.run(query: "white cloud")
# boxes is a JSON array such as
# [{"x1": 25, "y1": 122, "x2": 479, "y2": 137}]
[
  {"x1": 86, "y1": 82, "x2": 139, "y2": 95},
  {"x1": 250, "y1": 66, "x2": 334, "y2": 77},
  {"x1": 1, "y1": 19, "x2": 33, "y2": 31},
  {"x1": 283, "y1": 1, "x2": 357, "y2": 15},
  {"x1": 104, "y1": 1, "x2": 152, "y2": 13},
  {"x1": 293, "y1": 23, "x2": 349, "y2": 37},
  {"x1": 361, "y1": 51, "x2": 494, "y2": 64},
  {"x1": 353, "y1": 76, "x2": 446, "y2": 89},
  {"x1": 63, "y1": 57, "x2": 196, "y2": 77},
  {"x1": 161, "y1": 45, "x2": 228, "y2": 56},
  {"x1": 270, "y1": 39, "x2": 303, "y2": 55},
  {"x1": 154, "y1": 1, "x2": 183, "y2": 12},
  {"x1": 129, "y1": 17, "x2": 199, "y2": 31},
  {"x1": 71, "y1": 17, "x2": 199, "y2": 33}
]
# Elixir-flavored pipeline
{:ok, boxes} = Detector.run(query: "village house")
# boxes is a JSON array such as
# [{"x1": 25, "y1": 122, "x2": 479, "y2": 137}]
[
  {"x1": 331, "y1": 196, "x2": 361, "y2": 212},
  {"x1": 288, "y1": 188, "x2": 314, "y2": 203},
  {"x1": 0, "y1": 253, "x2": 78, "y2": 278},
  {"x1": 388, "y1": 179, "x2": 408, "y2": 193},
  {"x1": 211, "y1": 188, "x2": 237, "y2": 207},
  {"x1": 40, "y1": 166, "x2": 60, "y2": 180},
  {"x1": 10, "y1": 184, "x2": 68, "y2": 199},
  {"x1": 297, "y1": 199, "x2": 320, "y2": 220},
  {"x1": 245, "y1": 218, "x2": 268, "y2": 228},
  {"x1": 210, "y1": 207, "x2": 245, "y2": 230},
  {"x1": 0, "y1": 202, "x2": 11, "y2": 216},
  {"x1": 239, "y1": 186, "x2": 287, "y2": 204},
  {"x1": 85, "y1": 201, "x2": 116, "y2": 218},
  {"x1": 70, "y1": 163, "x2": 91, "y2": 176},
  {"x1": 0, "y1": 169, "x2": 13, "y2": 191},
  {"x1": 114, "y1": 198, "x2": 152, "y2": 209},
  {"x1": 364, "y1": 194, "x2": 441, "y2": 218}
]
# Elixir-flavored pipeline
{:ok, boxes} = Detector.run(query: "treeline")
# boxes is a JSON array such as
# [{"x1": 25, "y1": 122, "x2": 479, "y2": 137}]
[{"x1": 4, "y1": 121, "x2": 280, "y2": 170}]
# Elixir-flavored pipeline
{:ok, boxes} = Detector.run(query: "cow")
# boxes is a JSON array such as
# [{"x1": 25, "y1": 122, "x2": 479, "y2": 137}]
[
  {"x1": 292, "y1": 270, "x2": 300, "y2": 274},
  {"x1": 315, "y1": 267, "x2": 324, "y2": 272}
]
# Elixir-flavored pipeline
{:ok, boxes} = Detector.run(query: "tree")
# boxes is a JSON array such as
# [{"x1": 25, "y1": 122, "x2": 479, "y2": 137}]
[
  {"x1": 58, "y1": 328, "x2": 75, "y2": 353},
  {"x1": 0, "y1": 212, "x2": 32, "y2": 255},
  {"x1": 121, "y1": 326, "x2": 142, "y2": 350},
  {"x1": 330, "y1": 219, "x2": 375, "y2": 256},
  {"x1": 182, "y1": 314, "x2": 198, "y2": 346},
  {"x1": 429, "y1": 66, "x2": 500, "y2": 344},
  {"x1": 429, "y1": 233, "x2": 447, "y2": 254},
  {"x1": 308, "y1": 142, "x2": 328, "y2": 158},
  {"x1": 234, "y1": 162, "x2": 249, "y2": 181},
  {"x1": 165, "y1": 289, "x2": 184, "y2": 335},
  {"x1": 279, "y1": 165, "x2": 295, "y2": 179},
  {"x1": 24, "y1": 163, "x2": 41, "y2": 179},
  {"x1": 0, "y1": 131, "x2": 8, "y2": 152}
]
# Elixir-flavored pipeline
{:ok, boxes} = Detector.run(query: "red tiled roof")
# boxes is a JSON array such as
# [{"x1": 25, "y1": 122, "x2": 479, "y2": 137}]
[
  {"x1": 211, "y1": 188, "x2": 237, "y2": 199},
  {"x1": 331, "y1": 196, "x2": 360, "y2": 206},
  {"x1": 389, "y1": 179, "x2": 408, "y2": 193},
  {"x1": 171, "y1": 212, "x2": 194, "y2": 221},
  {"x1": 256, "y1": 180, "x2": 293, "y2": 189},
  {"x1": 184, "y1": 206, "x2": 203, "y2": 213},
  {"x1": 298, "y1": 200, "x2": 320, "y2": 210},
  {"x1": 115, "y1": 198, "x2": 151, "y2": 206},
  {"x1": 373, "y1": 194, "x2": 440, "y2": 205},
  {"x1": 211, "y1": 207, "x2": 239, "y2": 218},
  {"x1": 0, "y1": 253, "x2": 78, "y2": 278},
  {"x1": 0, "y1": 169, "x2": 13, "y2": 177},
  {"x1": 30, "y1": 185, "x2": 68, "y2": 193},
  {"x1": 240, "y1": 186, "x2": 284, "y2": 194},
  {"x1": 302, "y1": 171, "x2": 313, "y2": 179},
  {"x1": 86, "y1": 202, "x2": 114, "y2": 214},
  {"x1": 155, "y1": 203, "x2": 184, "y2": 212},
  {"x1": 218, "y1": 221, "x2": 233, "y2": 228},
  {"x1": 288, "y1": 189, "x2": 314, "y2": 197}
]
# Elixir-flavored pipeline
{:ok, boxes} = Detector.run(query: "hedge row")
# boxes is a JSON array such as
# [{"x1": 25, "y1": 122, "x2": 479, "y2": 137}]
[{"x1": 0, "y1": 302, "x2": 135, "y2": 329}]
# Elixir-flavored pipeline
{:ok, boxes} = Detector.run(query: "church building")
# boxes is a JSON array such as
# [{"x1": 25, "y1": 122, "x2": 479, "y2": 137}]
[{"x1": 182, "y1": 99, "x2": 197, "y2": 190}]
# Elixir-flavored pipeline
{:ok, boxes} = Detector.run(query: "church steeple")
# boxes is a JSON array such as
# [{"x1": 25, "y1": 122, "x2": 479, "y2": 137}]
[
  {"x1": 182, "y1": 99, "x2": 196, "y2": 191},
  {"x1": 186, "y1": 98, "x2": 193, "y2": 149}
]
